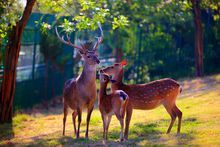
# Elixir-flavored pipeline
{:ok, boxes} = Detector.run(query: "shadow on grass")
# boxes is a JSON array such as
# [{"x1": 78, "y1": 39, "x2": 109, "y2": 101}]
[
  {"x1": 0, "y1": 117, "x2": 199, "y2": 146},
  {"x1": 0, "y1": 122, "x2": 14, "y2": 141},
  {"x1": 122, "y1": 117, "x2": 197, "y2": 146}
]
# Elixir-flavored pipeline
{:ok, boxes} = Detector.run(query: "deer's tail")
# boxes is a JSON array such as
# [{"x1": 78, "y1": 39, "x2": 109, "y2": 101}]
[{"x1": 117, "y1": 90, "x2": 129, "y2": 117}]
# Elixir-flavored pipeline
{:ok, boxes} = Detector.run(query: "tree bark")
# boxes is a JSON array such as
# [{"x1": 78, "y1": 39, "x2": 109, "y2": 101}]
[
  {"x1": 0, "y1": 0, "x2": 36, "y2": 123},
  {"x1": 115, "y1": 48, "x2": 123, "y2": 62},
  {"x1": 191, "y1": 0, "x2": 204, "y2": 77},
  {"x1": 114, "y1": 29, "x2": 123, "y2": 62}
]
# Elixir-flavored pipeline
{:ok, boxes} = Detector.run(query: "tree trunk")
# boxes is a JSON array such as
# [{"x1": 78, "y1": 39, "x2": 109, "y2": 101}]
[
  {"x1": 191, "y1": 0, "x2": 204, "y2": 77},
  {"x1": 114, "y1": 29, "x2": 123, "y2": 62},
  {"x1": 0, "y1": 0, "x2": 36, "y2": 123},
  {"x1": 115, "y1": 48, "x2": 123, "y2": 62}
]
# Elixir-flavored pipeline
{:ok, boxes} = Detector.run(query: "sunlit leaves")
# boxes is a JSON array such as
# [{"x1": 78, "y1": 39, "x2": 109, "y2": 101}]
[
  {"x1": 35, "y1": 21, "x2": 52, "y2": 34},
  {"x1": 61, "y1": 19, "x2": 74, "y2": 33},
  {"x1": 112, "y1": 15, "x2": 129, "y2": 30},
  {"x1": 0, "y1": 0, "x2": 23, "y2": 41},
  {"x1": 37, "y1": 0, "x2": 67, "y2": 14},
  {"x1": 36, "y1": 0, "x2": 128, "y2": 32},
  {"x1": 73, "y1": 0, "x2": 110, "y2": 30}
]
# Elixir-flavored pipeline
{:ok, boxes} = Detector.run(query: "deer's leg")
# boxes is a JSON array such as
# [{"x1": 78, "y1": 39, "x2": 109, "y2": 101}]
[
  {"x1": 85, "y1": 106, "x2": 94, "y2": 138},
  {"x1": 101, "y1": 114, "x2": 107, "y2": 139},
  {"x1": 106, "y1": 115, "x2": 112, "y2": 140},
  {"x1": 72, "y1": 110, "x2": 77, "y2": 136},
  {"x1": 124, "y1": 103, "x2": 132, "y2": 140},
  {"x1": 63, "y1": 103, "x2": 68, "y2": 136},
  {"x1": 164, "y1": 104, "x2": 177, "y2": 134},
  {"x1": 173, "y1": 105, "x2": 182, "y2": 134},
  {"x1": 76, "y1": 108, "x2": 82, "y2": 139},
  {"x1": 116, "y1": 114, "x2": 124, "y2": 142}
]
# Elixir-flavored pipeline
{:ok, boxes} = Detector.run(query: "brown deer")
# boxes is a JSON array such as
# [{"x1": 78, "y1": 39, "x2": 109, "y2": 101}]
[
  {"x1": 99, "y1": 71, "x2": 129, "y2": 141},
  {"x1": 101, "y1": 60, "x2": 182, "y2": 140},
  {"x1": 55, "y1": 24, "x2": 103, "y2": 138}
]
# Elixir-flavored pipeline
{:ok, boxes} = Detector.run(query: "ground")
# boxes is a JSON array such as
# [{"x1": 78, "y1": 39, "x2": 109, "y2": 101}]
[{"x1": 1, "y1": 74, "x2": 220, "y2": 146}]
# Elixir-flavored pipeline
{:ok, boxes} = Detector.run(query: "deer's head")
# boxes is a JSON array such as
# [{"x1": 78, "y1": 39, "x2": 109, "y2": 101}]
[
  {"x1": 101, "y1": 60, "x2": 127, "y2": 76},
  {"x1": 55, "y1": 23, "x2": 103, "y2": 65},
  {"x1": 99, "y1": 71, "x2": 117, "y2": 84}
]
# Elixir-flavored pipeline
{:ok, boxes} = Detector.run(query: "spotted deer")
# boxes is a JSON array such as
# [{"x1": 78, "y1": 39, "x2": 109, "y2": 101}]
[
  {"x1": 101, "y1": 60, "x2": 182, "y2": 140},
  {"x1": 99, "y1": 72, "x2": 129, "y2": 141},
  {"x1": 56, "y1": 24, "x2": 103, "y2": 138}
]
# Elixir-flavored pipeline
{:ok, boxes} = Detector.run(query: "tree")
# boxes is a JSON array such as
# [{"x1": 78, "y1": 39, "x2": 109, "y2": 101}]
[
  {"x1": 191, "y1": 0, "x2": 204, "y2": 77},
  {"x1": 0, "y1": 0, "x2": 36, "y2": 123}
]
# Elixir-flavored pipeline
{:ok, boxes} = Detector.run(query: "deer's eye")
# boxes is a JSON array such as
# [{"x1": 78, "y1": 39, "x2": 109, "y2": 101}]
[
  {"x1": 87, "y1": 56, "x2": 90, "y2": 58},
  {"x1": 111, "y1": 66, "x2": 114, "y2": 68}
]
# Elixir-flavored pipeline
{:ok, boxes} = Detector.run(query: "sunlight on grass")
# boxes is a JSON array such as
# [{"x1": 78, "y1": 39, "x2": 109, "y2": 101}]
[{"x1": 1, "y1": 74, "x2": 220, "y2": 146}]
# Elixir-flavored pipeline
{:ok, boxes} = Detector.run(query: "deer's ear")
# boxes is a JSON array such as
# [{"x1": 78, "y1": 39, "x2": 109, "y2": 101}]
[{"x1": 121, "y1": 60, "x2": 127, "y2": 66}]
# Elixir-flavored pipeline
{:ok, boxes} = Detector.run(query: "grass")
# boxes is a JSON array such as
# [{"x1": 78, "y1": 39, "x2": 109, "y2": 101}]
[{"x1": 1, "y1": 74, "x2": 220, "y2": 146}]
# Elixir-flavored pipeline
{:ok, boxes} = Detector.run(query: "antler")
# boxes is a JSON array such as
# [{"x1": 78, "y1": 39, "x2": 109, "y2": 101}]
[
  {"x1": 55, "y1": 26, "x2": 84, "y2": 52},
  {"x1": 92, "y1": 22, "x2": 104, "y2": 52}
]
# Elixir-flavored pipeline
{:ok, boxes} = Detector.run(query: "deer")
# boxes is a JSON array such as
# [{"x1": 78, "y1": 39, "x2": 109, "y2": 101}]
[
  {"x1": 55, "y1": 23, "x2": 103, "y2": 139},
  {"x1": 101, "y1": 60, "x2": 182, "y2": 140},
  {"x1": 99, "y1": 71, "x2": 129, "y2": 141}
]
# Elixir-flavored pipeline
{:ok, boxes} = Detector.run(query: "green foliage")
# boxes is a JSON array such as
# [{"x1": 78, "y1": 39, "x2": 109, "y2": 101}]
[
  {"x1": 35, "y1": 21, "x2": 52, "y2": 34},
  {"x1": 100, "y1": 0, "x2": 220, "y2": 82},
  {"x1": 201, "y1": 0, "x2": 220, "y2": 21},
  {"x1": 36, "y1": 0, "x2": 128, "y2": 33},
  {"x1": 62, "y1": 19, "x2": 74, "y2": 32},
  {"x1": 112, "y1": 15, "x2": 129, "y2": 30},
  {"x1": 0, "y1": 0, "x2": 23, "y2": 41}
]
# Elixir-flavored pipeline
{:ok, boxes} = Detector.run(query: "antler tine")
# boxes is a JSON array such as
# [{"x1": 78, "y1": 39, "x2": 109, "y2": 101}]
[
  {"x1": 93, "y1": 22, "x2": 104, "y2": 51},
  {"x1": 55, "y1": 26, "x2": 82, "y2": 51},
  {"x1": 66, "y1": 33, "x2": 70, "y2": 41}
]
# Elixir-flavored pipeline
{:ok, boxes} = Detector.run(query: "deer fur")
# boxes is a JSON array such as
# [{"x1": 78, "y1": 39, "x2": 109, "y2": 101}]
[
  {"x1": 101, "y1": 61, "x2": 182, "y2": 140},
  {"x1": 99, "y1": 72, "x2": 128, "y2": 141}
]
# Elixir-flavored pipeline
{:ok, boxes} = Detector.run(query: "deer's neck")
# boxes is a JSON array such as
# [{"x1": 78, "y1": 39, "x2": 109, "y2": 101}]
[
  {"x1": 99, "y1": 82, "x2": 107, "y2": 99},
  {"x1": 111, "y1": 69, "x2": 124, "y2": 91},
  {"x1": 78, "y1": 62, "x2": 97, "y2": 84}
]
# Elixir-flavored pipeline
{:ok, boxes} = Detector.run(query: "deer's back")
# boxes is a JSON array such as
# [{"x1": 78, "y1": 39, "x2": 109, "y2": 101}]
[{"x1": 120, "y1": 78, "x2": 181, "y2": 110}]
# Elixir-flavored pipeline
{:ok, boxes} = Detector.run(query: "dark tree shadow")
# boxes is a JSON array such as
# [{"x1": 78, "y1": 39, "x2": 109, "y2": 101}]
[{"x1": 0, "y1": 122, "x2": 14, "y2": 141}]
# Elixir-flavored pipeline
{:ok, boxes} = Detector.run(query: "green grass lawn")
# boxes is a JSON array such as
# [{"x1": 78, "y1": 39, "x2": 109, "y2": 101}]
[{"x1": 1, "y1": 74, "x2": 220, "y2": 146}]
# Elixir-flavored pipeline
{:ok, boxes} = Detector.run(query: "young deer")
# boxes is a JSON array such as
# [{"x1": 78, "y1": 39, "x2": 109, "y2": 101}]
[
  {"x1": 101, "y1": 60, "x2": 182, "y2": 140},
  {"x1": 99, "y1": 71, "x2": 129, "y2": 141},
  {"x1": 56, "y1": 24, "x2": 103, "y2": 138}
]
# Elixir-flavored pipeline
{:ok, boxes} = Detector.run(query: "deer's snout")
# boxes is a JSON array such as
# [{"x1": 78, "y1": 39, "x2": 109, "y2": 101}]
[
  {"x1": 93, "y1": 56, "x2": 100, "y2": 64},
  {"x1": 100, "y1": 69, "x2": 104, "y2": 73}
]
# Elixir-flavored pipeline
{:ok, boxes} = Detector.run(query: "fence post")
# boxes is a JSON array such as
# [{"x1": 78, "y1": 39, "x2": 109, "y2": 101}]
[{"x1": 32, "y1": 27, "x2": 37, "y2": 80}]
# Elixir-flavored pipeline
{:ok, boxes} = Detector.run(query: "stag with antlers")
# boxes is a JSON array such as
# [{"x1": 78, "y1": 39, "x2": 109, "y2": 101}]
[
  {"x1": 101, "y1": 60, "x2": 182, "y2": 140},
  {"x1": 56, "y1": 24, "x2": 103, "y2": 138}
]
